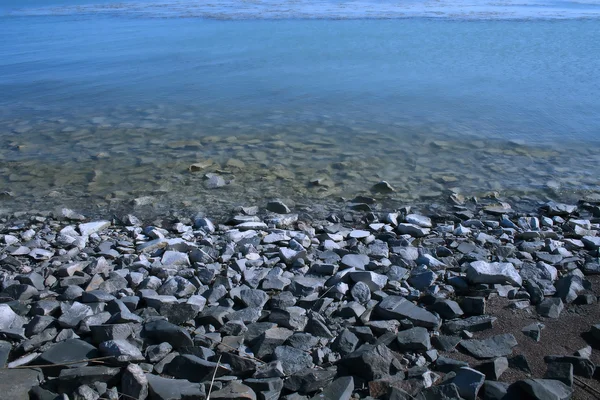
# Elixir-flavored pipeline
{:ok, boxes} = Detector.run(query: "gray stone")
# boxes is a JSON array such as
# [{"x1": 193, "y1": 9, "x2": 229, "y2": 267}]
[
  {"x1": 458, "y1": 334, "x2": 518, "y2": 359},
  {"x1": 333, "y1": 329, "x2": 360, "y2": 356},
  {"x1": 477, "y1": 357, "x2": 508, "y2": 380},
  {"x1": 443, "y1": 315, "x2": 496, "y2": 334},
  {"x1": 376, "y1": 296, "x2": 441, "y2": 329},
  {"x1": 544, "y1": 362, "x2": 573, "y2": 387},
  {"x1": 522, "y1": 323, "x2": 544, "y2": 341},
  {"x1": 482, "y1": 381, "x2": 509, "y2": 400},
  {"x1": 339, "y1": 344, "x2": 395, "y2": 380},
  {"x1": 397, "y1": 223, "x2": 430, "y2": 237},
  {"x1": 512, "y1": 379, "x2": 573, "y2": 400},
  {"x1": 544, "y1": 355, "x2": 596, "y2": 378},
  {"x1": 348, "y1": 271, "x2": 388, "y2": 291},
  {"x1": 466, "y1": 261, "x2": 522, "y2": 286},
  {"x1": 340, "y1": 254, "x2": 369, "y2": 270},
  {"x1": 274, "y1": 346, "x2": 314, "y2": 376},
  {"x1": 537, "y1": 298, "x2": 564, "y2": 318},
  {"x1": 146, "y1": 373, "x2": 206, "y2": 400},
  {"x1": 142, "y1": 319, "x2": 193, "y2": 349},
  {"x1": 122, "y1": 363, "x2": 148, "y2": 400},
  {"x1": 451, "y1": 367, "x2": 485, "y2": 400},
  {"x1": 38, "y1": 339, "x2": 99, "y2": 371},
  {"x1": 0, "y1": 304, "x2": 17, "y2": 330},
  {"x1": 350, "y1": 281, "x2": 371, "y2": 304},
  {"x1": 405, "y1": 214, "x2": 432, "y2": 228},
  {"x1": 309, "y1": 376, "x2": 354, "y2": 400},
  {"x1": 0, "y1": 369, "x2": 44, "y2": 400},
  {"x1": 99, "y1": 339, "x2": 144, "y2": 362},
  {"x1": 165, "y1": 354, "x2": 231, "y2": 382},
  {"x1": 284, "y1": 368, "x2": 337, "y2": 394},
  {"x1": 267, "y1": 200, "x2": 291, "y2": 214},
  {"x1": 145, "y1": 342, "x2": 173, "y2": 363},
  {"x1": 79, "y1": 221, "x2": 111, "y2": 237},
  {"x1": 430, "y1": 300, "x2": 464, "y2": 320},
  {"x1": 209, "y1": 382, "x2": 257, "y2": 400},
  {"x1": 396, "y1": 327, "x2": 431, "y2": 352}
]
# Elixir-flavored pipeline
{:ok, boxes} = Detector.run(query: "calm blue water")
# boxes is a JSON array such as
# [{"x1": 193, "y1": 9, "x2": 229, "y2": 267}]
[{"x1": 0, "y1": 0, "x2": 599, "y2": 216}]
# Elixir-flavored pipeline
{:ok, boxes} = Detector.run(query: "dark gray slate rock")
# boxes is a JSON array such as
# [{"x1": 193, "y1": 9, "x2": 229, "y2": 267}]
[
  {"x1": 53, "y1": 366, "x2": 121, "y2": 393},
  {"x1": 461, "y1": 297, "x2": 486, "y2": 316},
  {"x1": 146, "y1": 373, "x2": 206, "y2": 400},
  {"x1": 451, "y1": 367, "x2": 485, "y2": 400},
  {"x1": 340, "y1": 254, "x2": 369, "y2": 270},
  {"x1": 338, "y1": 344, "x2": 395, "y2": 381},
  {"x1": 122, "y1": 363, "x2": 148, "y2": 400},
  {"x1": 482, "y1": 381, "x2": 510, "y2": 400},
  {"x1": 0, "y1": 340, "x2": 11, "y2": 368},
  {"x1": 210, "y1": 382, "x2": 257, "y2": 400},
  {"x1": 284, "y1": 368, "x2": 337, "y2": 394},
  {"x1": 477, "y1": 357, "x2": 508, "y2": 380},
  {"x1": 165, "y1": 354, "x2": 231, "y2": 382},
  {"x1": 544, "y1": 355, "x2": 596, "y2": 378},
  {"x1": 309, "y1": 376, "x2": 354, "y2": 400},
  {"x1": 511, "y1": 379, "x2": 573, "y2": 400},
  {"x1": 522, "y1": 323, "x2": 544, "y2": 341},
  {"x1": 376, "y1": 296, "x2": 440, "y2": 329},
  {"x1": 434, "y1": 356, "x2": 469, "y2": 373},
  {"x1": 267, "y1": 200, "x2": 291, "y2": 214},
  {"x1": 245, "y1": 377, "x2": 284, "y2": 400},
  {"x1": 333, "y1": 329, "x2": 360, "y2": 356},
  {"x1": 38, "y1": 339, "x2": 99, "y2": 372},
  {"x1": 430, "y1": 300, "x2": 464, "y2": 320},
  {"x1": 0, "y1": 368, "x2": 44, "y2": 400},
  {"x1": 274, "y1": 346, "x2": 314, "y2": 376},
  {"x1": 443, "y1": 315, "x2": 496, "y2": 334},
  {"x1": 142, "y1": 319, "x2": 193, "y2": 349},
  {"x1": 413, "y1": 383, "x2": 461, "y2": 400},
  {"x1": 396, "y1": 327, "x2": 431, "y2": 352},
  {"x1": 467, "y1": 261, "x2": 522, "y2": 287},
  {"x1": 537, "y1": 298, "x2": 564, "y2": 318},
  {"x1": 99, "y1": 339, "x2": 144, "y2": 362},
  {"x1": 432, "y1": 335, "x2": 462, "y2": 352},
  {"x1": 544, "y1": 362, "x2": 573, "y2": 387},
  {"x1": 459, "y1": 334, "x2": 518, "y2": 359}
]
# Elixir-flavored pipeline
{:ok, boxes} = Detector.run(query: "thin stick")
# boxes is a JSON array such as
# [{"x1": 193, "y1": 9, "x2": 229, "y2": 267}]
[
  {"x1": 206, "y1": 354, "x2": 222, "y2": 400},
  {"x1": 197, "y1": 334, "x2": 266, "y2": 365},
  {"x1": 573, "y1": 376, "x2": 600, "y2": 397},
  {"x1": 3, "y1": 356, "x2": 114, "y2": 369}
]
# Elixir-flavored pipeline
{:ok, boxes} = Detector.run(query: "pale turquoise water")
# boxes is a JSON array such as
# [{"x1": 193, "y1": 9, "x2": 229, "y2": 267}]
[{"x1": 0, "y1": 1, "x2": 599, "y2": 217}]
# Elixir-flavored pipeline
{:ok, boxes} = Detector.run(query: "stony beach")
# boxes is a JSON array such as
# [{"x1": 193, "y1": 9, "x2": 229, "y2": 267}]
[{"x1": 1, "y1": 191, "x2": 600, "y2": 400}]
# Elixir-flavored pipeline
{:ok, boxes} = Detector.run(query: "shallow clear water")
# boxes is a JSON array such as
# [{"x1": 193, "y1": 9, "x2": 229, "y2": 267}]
[{"x1": 1, "y1": 1, "x2": 599, "y2": 217}]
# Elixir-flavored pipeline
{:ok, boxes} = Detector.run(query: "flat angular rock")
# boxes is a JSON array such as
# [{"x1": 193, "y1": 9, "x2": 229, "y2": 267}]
[
  {"x1": 477, "y1": 357, "x2": 509, "y2": 380},
  {"x1": 274, "y1": 346, "x2": 314, "y2": 376},
  {"x1": 142, "y1": 319, "x2": 193, "y2": 349},
  {"x1": 544, "y1": 362, "x2": 573, "y2": 387},
  {"x1": 38, "y1": 339, "x2": 99, "y2": 371},
  {"x1": 522, "y1": 323, "x2": 544, "y2": 341},
  {"x1": 430, "y1": 300, "x2": 464, "y2": 320},
  {"x1": 544, "y1": 355, "x2": 596, "y2": 378},
  {"x1": 396, "y1": 327, "x2": 431, "y2": 352},
  {"x1": 443, "y1": 315, "x2": 496, "y2": 334},
  {"x1": 376, "y1": 296, "x2": 440, "y2": 329},
  {"x1": 210, "y1": 382, "x2": 257, "y2": 400},
  {"x1": 452, "y1": 367, "x2": 485, "y2": 400},
  {"x1": 267, "y1": 200, "x2": 291, "y2": 214},
  {"x1": 512, "y1": 379, "x2": 573, "y2": 400},
  {"x1": 284, "y1": 368, "x2": 337, "y2": 394},
  {"x1": 467, "y1": 261, "x2": 522, "y2": 286},
  {"x1": 405, "y1": 214, "x2": 432, "y2": 228},
  {"x1": 99, "y1": 339, "x2": 144, "y2": 362},
  {"x1": 146, "y1": 374, "x2": 206, "y2": 400},
  {"x1": 482, "y1": 381, "x2": 510, "y2": 400},
  {"x1": 309, "y1": 376, "x2": 354, "y2": 400},
  {"x1": 537, "y1": 298, "x2": 564, "y2": 318},
  {"x1": 349, "y1": 271, "x2": 388, "y2": 291},
  {"x1": 0, "y1": 304, "x2": 17, "y2": 329},
  {"x1": 165, "y1": 354, "x2": 231, "y2": 382},
  {"x1": 397, "y1": 223, "x2": 430, "y2": 238},
  {"x1": 459, "y1": 334, "x2": 518, "y2": 359},
  {"x1": 122, "y1": 363, "x2": 148, "y2": 400},
  {"x1": 339, "y1": 344, "x2": 395, "y2": 381},
  {"x1": 79, "y1": 221, "x2": 111, "y2": 237},
  {"x1": 0, "y1": 368, "x2": 44, "y2": 400},
  {"x1": 341, "y1": 254, "x2": 370, "y2": 270}
]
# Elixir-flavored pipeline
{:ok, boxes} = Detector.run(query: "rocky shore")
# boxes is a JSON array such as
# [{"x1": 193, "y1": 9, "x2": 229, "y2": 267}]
[{"x1": 1, "y1": 194, "x2": 600, "y2": 400}]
